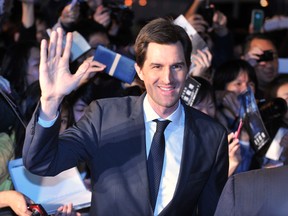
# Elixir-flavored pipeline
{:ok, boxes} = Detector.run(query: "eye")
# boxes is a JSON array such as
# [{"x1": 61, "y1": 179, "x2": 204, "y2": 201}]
[
  {"x1": 171, "y1": 63, "x2": 183, "y2": 71},
  {"x1": 152, "y1": 64, "x2": 161, "y2": 70}
]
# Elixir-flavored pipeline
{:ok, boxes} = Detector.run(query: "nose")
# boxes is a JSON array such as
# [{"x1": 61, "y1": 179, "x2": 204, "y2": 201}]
[
  {"x1": 240, "y1": 83, "x2": 248, "y2": 94},
  {"x1": 162, "y1": 67, "x2": 173, "y2": 83}
]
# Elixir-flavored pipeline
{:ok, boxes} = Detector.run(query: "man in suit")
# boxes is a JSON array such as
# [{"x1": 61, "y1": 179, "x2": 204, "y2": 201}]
[
  {"x1": 22, "y1": 18, "x2": 228, "y2": 215},
  {"x1": 214, "y1": 166, "x2": 288, "y2": 216}
]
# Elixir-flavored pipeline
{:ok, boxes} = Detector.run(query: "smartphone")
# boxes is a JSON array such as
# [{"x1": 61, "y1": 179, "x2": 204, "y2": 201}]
[
  {"x1": 251, "y1": 9, "x2": 264, "y2": 33},
  {"x1": 199, "y1": 4, "x2": 215, "y2": 27}
]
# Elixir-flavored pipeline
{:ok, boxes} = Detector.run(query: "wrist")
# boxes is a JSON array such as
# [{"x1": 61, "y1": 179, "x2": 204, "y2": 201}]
[{"x1": 40, "y1": 96, "x2": 63, "y2": 120}]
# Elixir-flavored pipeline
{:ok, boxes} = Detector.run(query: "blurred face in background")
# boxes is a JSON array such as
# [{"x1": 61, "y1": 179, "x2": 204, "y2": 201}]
[
  {"x1": 193, "y1": 95, "x2": 216, "y2": 118},
  {"x1": 87, "y1": 0, "x2": 103, "y2": 11},
  {"x1": 26, "y1": 47, "x2": 40, "y2": 86},
  {"x1": 276, "y1": 83, "x2": 288, "y2": 121},
  {"x1": 73, "y1": 99, "x2": 88, "y2": 122},
  {"x1": 250, "y1": 38, "x2": 279, "y2": 86},
  {"x1": 226, "y1": 70, "x2": 249, "y2": 95}
]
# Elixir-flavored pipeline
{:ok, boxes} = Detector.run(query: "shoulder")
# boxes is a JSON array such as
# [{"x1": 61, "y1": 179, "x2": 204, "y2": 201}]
[
  {"x1": 183, "y1": 103, "x2": 226, "y2": 133},
  {"x1": 87, "y1": 95, "x2": 144, "y2": 121},
  {"x1": 233, "y1": 165, "x2": 288, "y2": 184},
  {"x1": 90, "y1": 95, "x2": 141, "y2": 110}
]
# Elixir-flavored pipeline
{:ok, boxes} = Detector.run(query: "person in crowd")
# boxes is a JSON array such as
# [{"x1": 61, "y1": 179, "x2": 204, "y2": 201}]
[
  {"x1": 0, "y1": 76, "x2": 18, "y2": 134},
  {"x1": 184, "y1": 0, "x2": 234, "y2": 69},
  {"x1": 258, "y1": 74, "x2": 288, "y2": 168},
  {"x1": 191, "y1": 76, "x2": 241, "y2": 176},
  {"x1": 213, "y1": 59, "x2": 258, "y2": 132},
  {"x1": 189, "y1": 49, "x2": 213, "y2": 81},
  {"x1": 214, "y1": 165, "x2": 288, "y2": 216},
  {"x1": 22, "y1": 18, "x2": 228, "y2": 215},
  {"x1": 0, "y1": 41, "x2": 40, "y2": 98},
  {"x1": 213, "y1": 59, "x2": 258, "y2": 173},
  {"x1": 242, "y1": 33, "x2": 279, "y2": 100}
]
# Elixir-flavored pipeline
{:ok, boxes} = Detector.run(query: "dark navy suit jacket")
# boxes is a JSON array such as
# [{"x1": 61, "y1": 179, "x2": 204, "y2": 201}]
[
  {"x1": 23, "y1": 94, "x2": 228, "y2": 216},
  {"x1": 215, "y1": 165, "x2": 288, "y2": 216}
]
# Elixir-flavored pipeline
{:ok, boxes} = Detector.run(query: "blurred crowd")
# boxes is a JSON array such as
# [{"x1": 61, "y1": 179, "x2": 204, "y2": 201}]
[{"x1": 0, "y1": 0, "x2": 288, "y2": 215}]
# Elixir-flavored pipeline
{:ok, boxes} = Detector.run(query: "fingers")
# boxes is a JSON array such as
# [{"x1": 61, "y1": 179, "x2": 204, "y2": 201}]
[
  {"x1": 227, "y1": 132, "x2": 235, "y2": 143},
  {"x1": 48, "y1": 30, "x2": 58, "y2": 61},
  {"x1": 44, "y1": 28, "x2": 72, "y2": 62},
  {"x1": 40, "y1": 39, "x2": 48, "y2": 65},
  {"x1": 195, "y1": 49, "x2": 212, "y2": 67},
  {"x1": 0, "y1": 75, "x2": 11, "y2": 93},
  {"x1": 187, "y1": 14, "x2": 208, "y2": 33},
  {"x1": 75, "y1": 59, "x2": 106, "y2": 87},
  {"x1": 94, "y1": 6, "x2": 111, "y2": 27},
  {"x1": 56, "y1": 203, "x2": 76, "y2": 216},
  {"x1": 56, "y1": 28, "x2": 64, "y2": 57},
  {"x1": 62, "y1": 32, "x2": 73, "y2": 61},
  {"x1": 229, "y1": 142, "x2": 241, "y2": 157}
]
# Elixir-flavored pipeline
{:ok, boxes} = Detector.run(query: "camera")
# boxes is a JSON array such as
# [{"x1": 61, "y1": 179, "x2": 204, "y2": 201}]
[
  {"x1": 257, "y1": 50, "x2": 274, "y2": 62},
  {"x1": 27, "y1": 204, "x2": 48, "y2": 216}
]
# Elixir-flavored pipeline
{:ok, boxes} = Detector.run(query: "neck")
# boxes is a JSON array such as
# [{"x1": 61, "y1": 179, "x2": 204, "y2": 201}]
[{"x1": 148, "y1": 98, "x2": 179, "y2": 119}]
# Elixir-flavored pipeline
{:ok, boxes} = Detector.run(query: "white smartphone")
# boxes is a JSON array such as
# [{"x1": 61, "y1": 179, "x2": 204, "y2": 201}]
[{"x1": 251, "y1": 9, "x2": 264, "y2": 33}]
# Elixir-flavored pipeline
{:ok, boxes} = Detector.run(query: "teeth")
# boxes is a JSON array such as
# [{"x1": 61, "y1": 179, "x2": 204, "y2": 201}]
[{"x1": 160, "y1": 87, "x2": 173, "y2": 91}]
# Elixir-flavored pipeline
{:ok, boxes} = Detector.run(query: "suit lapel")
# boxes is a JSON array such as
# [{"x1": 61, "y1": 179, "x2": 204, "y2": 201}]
[
  {"x1": 159, "y1": 105, "x2": 199, "y2": 214},
  {"x1": 129, "y1": 94, "x2": 152, "y2": 210}
]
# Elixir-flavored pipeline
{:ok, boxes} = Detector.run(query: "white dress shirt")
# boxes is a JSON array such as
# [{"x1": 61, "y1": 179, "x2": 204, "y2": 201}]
[{"x1": 143, "y1": 96, "x2": 185, "y2": 215}]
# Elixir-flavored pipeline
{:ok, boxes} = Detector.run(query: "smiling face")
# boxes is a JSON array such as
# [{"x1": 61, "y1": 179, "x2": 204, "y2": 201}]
[{"x1": 135, "y1": 42, "x2": 188, "y2": 118}]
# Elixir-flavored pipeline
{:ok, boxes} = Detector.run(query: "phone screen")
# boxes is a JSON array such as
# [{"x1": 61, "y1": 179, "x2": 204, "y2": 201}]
[{"x1": 252, "y1": 9, "x2": 264, "y2": 33}]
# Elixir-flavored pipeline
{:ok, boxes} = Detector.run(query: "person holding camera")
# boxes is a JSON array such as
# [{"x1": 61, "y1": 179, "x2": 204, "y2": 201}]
[
  {"x1": 22, "y1": 18, "x2": 228, "y2": 216},
  {"x1": 257, "y1": 74, "x2": 288, "y2": 169},
  {"x1": 242, "y1": 34, "x2": 279, "y2": 100},
  {"x1": 185, "y1": 0, "x2": 234, "y2": 69}
]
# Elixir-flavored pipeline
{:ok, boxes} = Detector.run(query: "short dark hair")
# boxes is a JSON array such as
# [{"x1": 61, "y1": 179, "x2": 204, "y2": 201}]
[
  {"x1": 193, "y1": 76, "x2": 216, "y2": 106},
  {"x1": 268, "y1": 74, "x2": 288, "y2": 99},
  {"x1": 134, "y1": 17, "x2": 192, "y2": 69},
  {"x1": 213, "y1": 59, "x2": 257, "y2": 91},
  {"x1": 242, "y1": 33, "x2": 277, "y2": 55}
]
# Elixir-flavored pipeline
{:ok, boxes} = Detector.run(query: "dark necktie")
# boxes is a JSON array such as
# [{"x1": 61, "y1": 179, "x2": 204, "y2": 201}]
[{"x1": 148, "y1": 119, "x2": 171, "y2": 211}]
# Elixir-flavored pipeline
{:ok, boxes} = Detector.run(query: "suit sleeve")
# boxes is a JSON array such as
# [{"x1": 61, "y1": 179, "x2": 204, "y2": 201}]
[
  {"x1": 22, "y1": 102, "x2": 100, "y2": 176},
  {"x1": 214, "y1": 176, "x2": 235, "y2": 216}
]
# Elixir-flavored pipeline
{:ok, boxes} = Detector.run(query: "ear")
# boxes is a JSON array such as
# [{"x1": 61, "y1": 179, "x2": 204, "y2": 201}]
[{"x1": 135, "y1": 63, "x2": 144, "y2": 81}]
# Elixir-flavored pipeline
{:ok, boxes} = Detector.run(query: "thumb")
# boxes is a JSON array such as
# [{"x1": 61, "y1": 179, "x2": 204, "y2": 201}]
[{"x1": 76, "y1": 62, "x2": 90, "y2": 75}]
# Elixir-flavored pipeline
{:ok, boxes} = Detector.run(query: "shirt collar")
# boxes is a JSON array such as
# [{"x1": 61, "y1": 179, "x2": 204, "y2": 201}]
[{"x1": 143, "y1": 95, "x2": 183, "y2": 125}]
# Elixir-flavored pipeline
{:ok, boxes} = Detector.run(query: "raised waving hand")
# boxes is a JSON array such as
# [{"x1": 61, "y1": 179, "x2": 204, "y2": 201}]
[{"x1": 39, "y1": 28, "x2": 105, "y2": 120}]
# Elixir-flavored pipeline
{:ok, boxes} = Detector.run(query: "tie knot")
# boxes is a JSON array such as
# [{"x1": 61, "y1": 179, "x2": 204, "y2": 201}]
[{"x1": 154, "y1": 119, "x2": 171, "y2": 134}]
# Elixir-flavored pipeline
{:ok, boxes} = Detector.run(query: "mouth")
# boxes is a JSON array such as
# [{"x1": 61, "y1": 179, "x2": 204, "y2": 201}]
[
  {"x1": 159, "y1": 86, "x2": 175, "y2": 91},
  {"x1": 158, "y1": 85, "x2": 177, "y2": 97}
]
